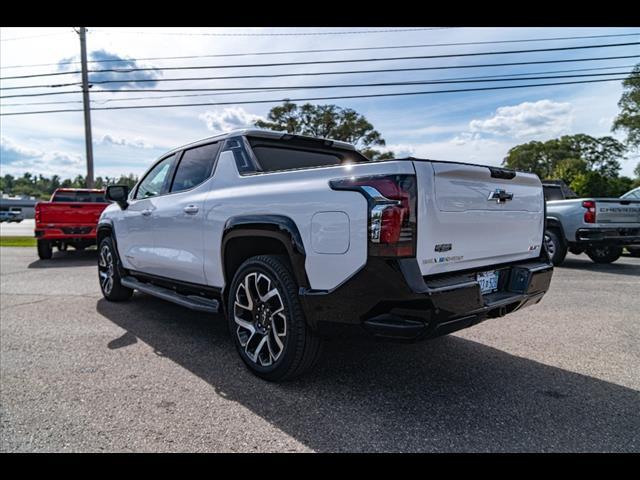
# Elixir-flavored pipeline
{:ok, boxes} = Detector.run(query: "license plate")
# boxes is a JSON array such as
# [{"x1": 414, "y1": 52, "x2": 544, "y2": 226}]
[{"x1": 477, "y1": 270, "x2": 499, "y2": 294}]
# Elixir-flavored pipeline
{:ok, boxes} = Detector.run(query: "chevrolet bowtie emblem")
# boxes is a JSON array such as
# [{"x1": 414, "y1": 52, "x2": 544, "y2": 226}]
[{"x1": 488, "y1": 189, "x2": 514, "y2": 204}]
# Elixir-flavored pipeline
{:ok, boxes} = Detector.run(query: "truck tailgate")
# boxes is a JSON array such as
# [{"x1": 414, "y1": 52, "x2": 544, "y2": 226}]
[
  {"x1": 414, "y1": 161, "x2": 544, "y2": 276},
  {"x1": 593, "y1": 199, "x2": 640, "y2": 224},
  {"x1": 37, "y1": 202, "x2": 108, "y2": 225}
]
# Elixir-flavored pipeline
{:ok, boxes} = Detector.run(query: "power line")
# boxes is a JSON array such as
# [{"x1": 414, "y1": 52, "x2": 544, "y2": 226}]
[
  {"x1": 0, "y1": 88, "x2": 293, "y2": 107},
  {"x1": 2, "y1": 31, "x2": 639, "y2": 71},
  {"x1": 85, "y1": 41, "x2": 640, "y2": 74},
  {"x1": 88, "y1": 27, "x2": 455, "y2": 37},
  {"x1": 9, "y1": 70, "x2": 635, "y2": 102},
  {"x1": 0, "y1": 31, "x2": 71, "y2": 42},
  {"x1": 3, "y1": 54, "x2": 638, "y2": 98},
  {"x1": 0, "y1": 77, "x2": 632, "y2": 117},
  {"x1": 2, "y1": 40, "x2": 639, "y2": 83},
  {"x1": 0, "y1": 65, "x2": 634, "y2": 107}
]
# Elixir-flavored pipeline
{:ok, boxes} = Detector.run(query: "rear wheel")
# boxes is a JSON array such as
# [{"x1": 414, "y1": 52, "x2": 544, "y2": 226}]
[
  {"x1": 98, "y1": 236, "x2": 133, "y2": 301},
  {"x1": 227, "y1": 255, "x2": 323, "y2": 382},
  {"x1": 586, "y1": 245, "x2": 622, "y2": 264},
  {"x1": 37, "y1": 240, "x2": 52, "y2": 260},
  {"x1": 544, "y1": 229, "x2": 567, "y2": 266}
]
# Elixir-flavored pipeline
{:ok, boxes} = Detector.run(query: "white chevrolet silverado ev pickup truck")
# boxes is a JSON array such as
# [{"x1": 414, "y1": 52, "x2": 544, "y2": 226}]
[{"x1": 97, "y1": 129, "x2": 553, "y2": 381}]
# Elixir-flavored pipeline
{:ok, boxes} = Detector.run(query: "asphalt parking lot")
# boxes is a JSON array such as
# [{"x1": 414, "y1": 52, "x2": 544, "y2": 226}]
[{"x1": 1, "y1": 246, "x2": 638, "y2": 452}]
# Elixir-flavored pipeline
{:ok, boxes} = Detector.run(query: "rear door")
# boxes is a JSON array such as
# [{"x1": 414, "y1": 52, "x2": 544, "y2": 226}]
[
  {"x1": 147, "y1": 142, "x2": 221, "y2": 284},
  {"x1": 414, "y1": 161, "x2": 545, "y2": 276}
]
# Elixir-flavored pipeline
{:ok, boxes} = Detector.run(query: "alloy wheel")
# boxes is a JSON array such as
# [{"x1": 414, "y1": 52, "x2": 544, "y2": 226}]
[
  {"x1": 98, "y1": 245, "x2": 115, "y2": 295},
  {"x1": 233, "y1": 272, "x2": 287, "y2": 367},
  {"x1": 544, "y1": 234, "x2": 556, "y2": 257}
]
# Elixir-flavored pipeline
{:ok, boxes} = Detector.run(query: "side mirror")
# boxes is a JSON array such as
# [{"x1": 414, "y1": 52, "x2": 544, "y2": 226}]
[{"x1": 106, "y1": 185, "x2": 130, "y2": 210}]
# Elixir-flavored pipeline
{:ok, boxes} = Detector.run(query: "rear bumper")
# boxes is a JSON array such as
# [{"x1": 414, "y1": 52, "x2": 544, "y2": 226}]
[
  {"x1": 574, "y1": 227, "x2": 640, "y2": 246},
  {"x1": 35, "y1": 224, "x2": 98, "y2": 241},
  {"x1": 301, "y1": 255, "x2": 553, "y2": 340}
]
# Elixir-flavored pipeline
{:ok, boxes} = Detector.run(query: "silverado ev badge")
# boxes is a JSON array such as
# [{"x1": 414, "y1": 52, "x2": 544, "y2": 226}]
[{"x1": 488, "y1": 188, "x2": 514, "y2": 204}]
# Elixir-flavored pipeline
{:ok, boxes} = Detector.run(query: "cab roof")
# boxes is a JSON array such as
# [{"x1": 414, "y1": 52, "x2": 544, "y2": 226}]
[{"x1": 164, "y1": 129, "x2": 356, "y2": 157}]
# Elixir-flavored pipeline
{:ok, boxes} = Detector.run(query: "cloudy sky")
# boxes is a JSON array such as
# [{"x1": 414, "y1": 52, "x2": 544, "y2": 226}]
[{"x1": 1, "y1": 26, "x2": 639, "y2": 180}]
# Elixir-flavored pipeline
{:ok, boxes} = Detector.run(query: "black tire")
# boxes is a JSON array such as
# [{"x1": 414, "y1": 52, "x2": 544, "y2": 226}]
[
  {"x1": 586, "y1": 245, "x2": 622, "y2": 264},
  {"x1": 544, "y1": 229, "x2": 567, "y2": 266},
  {"x1": 568, "y1": 246, "x2": 584, "y2": 255},
  {"x1": 37, "y1": 240, "x2": 52, "y2": 260},
  {"x1": 227, "y1": 255, "x2": 323, "y2": 382},
  {"x1": 98, "y1": 236, "x2": 133, "y2": 301}
]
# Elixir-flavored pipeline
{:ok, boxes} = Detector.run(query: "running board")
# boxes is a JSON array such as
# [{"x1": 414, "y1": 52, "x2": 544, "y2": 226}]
[{"x1": 120, "y1": 276, "x2": 220, "y2": 313}]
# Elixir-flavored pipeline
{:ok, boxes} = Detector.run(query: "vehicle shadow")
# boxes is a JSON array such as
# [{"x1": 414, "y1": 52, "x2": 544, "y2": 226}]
[
  {"x1": 96, "y1": 295, "x2": 640, "y2": 452},
  {"x1": 28, "y1": 250, "x2": 98, "y2": 269},
  {"x1": 559, "y1": 255, "x2": 640, "y2": 277}
]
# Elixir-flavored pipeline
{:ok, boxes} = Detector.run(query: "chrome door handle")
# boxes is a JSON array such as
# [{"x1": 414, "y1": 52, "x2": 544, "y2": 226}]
[
  {"x1": 141, "y1": 209, "x2": 152, "y2": 216},
  {"x1": 183, "y1": 205, "x2": 199, "y2": 215}
]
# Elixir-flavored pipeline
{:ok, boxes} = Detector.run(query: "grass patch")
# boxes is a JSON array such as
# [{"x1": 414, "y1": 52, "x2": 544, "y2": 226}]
[{"x1": 0, "y1": 236, "x2": 37, "y2": 247}]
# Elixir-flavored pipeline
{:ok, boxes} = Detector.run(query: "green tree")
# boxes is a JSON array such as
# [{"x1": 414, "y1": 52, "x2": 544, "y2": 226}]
[
  {"x1": 255, "y1": 101, "x2": 394, "y2": 160},
  {"x1": 612, "y1": 64, "x2": 640, "y2": 150},
  {"x1": 0, "y1": 172, "x2": 138, "y2": 198},
  {"x1": 551, "y1": 158, "x2": 588, "y2": 186},
  {"x1": 503, "y1": 134, "x2": 626, "y2": 179}
]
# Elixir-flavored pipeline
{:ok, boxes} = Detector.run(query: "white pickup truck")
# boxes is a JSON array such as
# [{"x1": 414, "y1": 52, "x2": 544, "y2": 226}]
[{"x1": 98, "y1": 129, "x2": 553, "y2": 381}]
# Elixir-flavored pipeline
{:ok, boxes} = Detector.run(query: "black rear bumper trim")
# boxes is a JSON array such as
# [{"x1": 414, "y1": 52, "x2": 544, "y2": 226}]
[{"x1": 301, "y1": 256, "x2": 553, "y2": 340}]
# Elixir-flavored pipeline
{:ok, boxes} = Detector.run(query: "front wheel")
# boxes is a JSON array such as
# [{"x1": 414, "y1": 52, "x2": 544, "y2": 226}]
[
  {"x1": 586, "y1": 245, "x2": 622, "y2": 264},
  {"x1": 98, "y1": 237, "x2": 133, "y2": 301},
  {"x1": 227, "y1": 255, "x2": 323, "y2": 382}
]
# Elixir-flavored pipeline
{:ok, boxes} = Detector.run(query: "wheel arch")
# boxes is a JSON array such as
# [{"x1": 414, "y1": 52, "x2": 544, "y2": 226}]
[
  {"x1": 545, "y1": 216, "x2": 567, "y2": 243},
  {"x1": 221, "y1": 215, "x2": 309, "y2": 300},
  {"x1": 96, "y1": 222, "x2": 127, "y2": 276}
]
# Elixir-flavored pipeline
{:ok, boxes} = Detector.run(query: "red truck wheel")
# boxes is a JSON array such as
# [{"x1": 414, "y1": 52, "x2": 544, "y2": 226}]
[{"x1": 37, "y1": 240, "x2": 52, "y2": 260}]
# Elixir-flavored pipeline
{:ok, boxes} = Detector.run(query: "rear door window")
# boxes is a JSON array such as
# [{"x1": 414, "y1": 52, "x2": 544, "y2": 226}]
[{"x1": 170, "y1": 142, "x2": 220, "y2": 193}]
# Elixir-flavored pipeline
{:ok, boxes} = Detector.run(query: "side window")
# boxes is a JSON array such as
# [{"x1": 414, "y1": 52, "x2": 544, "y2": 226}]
[
  {"x1": 170, "y1": 142, "x2": 220, "y2": 193},
  {"x1": 135, "y1": 154, "x2": 175, "y2": 199}
]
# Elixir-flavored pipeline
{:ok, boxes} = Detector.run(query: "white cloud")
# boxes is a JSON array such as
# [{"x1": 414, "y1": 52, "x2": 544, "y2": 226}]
[
  {"x1": 386, "y1": 135, "x2": 508, "y2": 165},
  {"x1": 199, "y1": 107, "x2": 263, "y2": 133},
  {"x1": 469, "y1": 99, "x2": 573, "y2": 139},
  {"x1": 0, "y1": 136, "x2": 82, "y2": 176},
  {"x1": 96, "y1": 134, "x2": 154, "y2": 149}
]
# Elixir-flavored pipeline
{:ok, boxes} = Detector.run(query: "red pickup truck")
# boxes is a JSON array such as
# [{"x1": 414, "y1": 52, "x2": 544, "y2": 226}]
[{"x1": 35, "y1": 188, "x2": 110, "y2": 259}]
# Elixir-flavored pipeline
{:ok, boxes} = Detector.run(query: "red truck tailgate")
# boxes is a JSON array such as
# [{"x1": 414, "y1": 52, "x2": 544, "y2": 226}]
[{"x1": 36, "y1": 202, "x2": 108, "y2": 225}]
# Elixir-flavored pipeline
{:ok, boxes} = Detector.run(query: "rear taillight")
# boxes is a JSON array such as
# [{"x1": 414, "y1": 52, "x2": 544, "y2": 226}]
[
  {"x1": 35, "y1": 204, "x2": 40, "y2": 224},
  {"x1": 582, "y1": 200, "x2": 596, "y2": 224},
  {"x1": 330, "y1": 174, "x2": 417, "y2": 257}
]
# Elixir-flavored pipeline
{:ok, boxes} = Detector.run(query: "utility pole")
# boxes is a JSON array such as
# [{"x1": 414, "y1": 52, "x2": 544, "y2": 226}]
[{"x1": 78, "y1": 27, "x2": 94, "y2": 188}]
